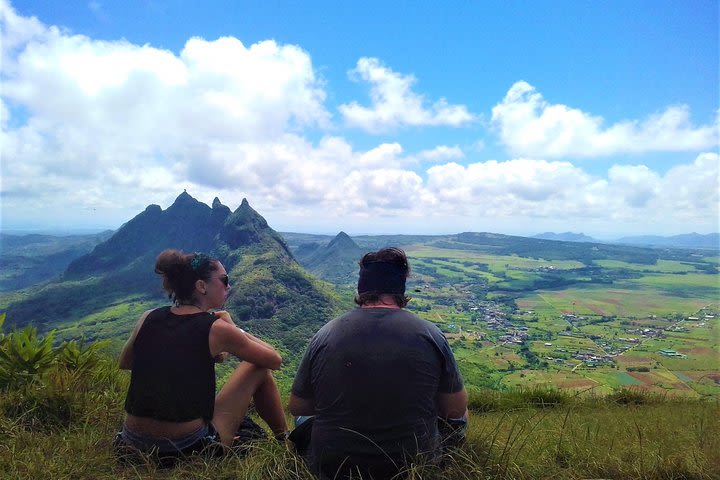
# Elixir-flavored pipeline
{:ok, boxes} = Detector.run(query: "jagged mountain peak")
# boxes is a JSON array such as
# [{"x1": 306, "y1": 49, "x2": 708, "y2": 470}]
[
  {"x1": 65, "y1": 192, "x2": 228, "y2": 277},
  {"x1": 214, "y1": 198, "x2": 291, "y2": 258},
  {"x1": 170, "y1": 190, "x2": 198, "y2": 206},
  {"x1": 328, "y1": 231, "x2": 360, "y2": 251}
]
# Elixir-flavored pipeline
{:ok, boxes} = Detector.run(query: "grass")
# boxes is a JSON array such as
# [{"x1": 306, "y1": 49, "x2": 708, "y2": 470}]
[
  {"x1": 3, "y1": 378, "x2": 719, "y2": 479},
  {"x1": 0, "y1": 325, "x2": 718, "y2": 480}
]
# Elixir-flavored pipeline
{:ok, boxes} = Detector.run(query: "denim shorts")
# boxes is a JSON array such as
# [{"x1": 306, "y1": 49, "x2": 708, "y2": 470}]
[
  {"x1": 113, "y1": 422, "x2": 224, "y2": 467},
  {"x1": 113, "y1": 416, "x2": 267, "y2": 467}
]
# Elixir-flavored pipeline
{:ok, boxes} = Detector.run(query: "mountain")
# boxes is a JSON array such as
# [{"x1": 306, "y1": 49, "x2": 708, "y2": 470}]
[
  {"x1": 293, "y1": 231, "x2": 365, "y2": 285},
  {"x1": 4, "y1": 192, "x2": 339, "y2": 354},
  {"x1": 532, "y1": 232, "x2": 597, "y2": 243},
  {"x1": 64, "y1": 191, "x2": 229, "y2": 278},
  {"x1": 530, "y1": 231, "x2": 719, "y2": 251},
  {"x1": 213, "y1": 199, "x2": 338, "y2": 353},
  {"x1": 614, "y1": 233, "x2": 720, "y2": 250}
]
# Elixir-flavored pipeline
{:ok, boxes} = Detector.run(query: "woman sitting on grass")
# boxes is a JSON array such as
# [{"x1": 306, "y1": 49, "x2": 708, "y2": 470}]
[{"x1": 115, "y1": 249, "x2": 287, "y2": 463}]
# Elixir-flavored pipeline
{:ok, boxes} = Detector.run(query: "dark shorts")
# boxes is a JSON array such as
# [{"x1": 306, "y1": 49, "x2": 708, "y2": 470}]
[{"x1": 113, "y1": 416, "x2": 266, "y2": 468}]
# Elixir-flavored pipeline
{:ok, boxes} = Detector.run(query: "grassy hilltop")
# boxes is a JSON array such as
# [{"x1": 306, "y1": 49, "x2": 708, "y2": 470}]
[
  {"x1": 1, "y1": 323, "x2": 718, "y2": 480},
  {"x1": 0, "y1": 320, "x2": 720, "y2": 480}
]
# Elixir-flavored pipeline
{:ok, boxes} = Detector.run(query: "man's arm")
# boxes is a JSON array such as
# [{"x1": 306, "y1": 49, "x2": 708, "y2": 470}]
[
  {"x1": 289, "y1": 393, "x2": 316, "y2": 416},
  {"x1": 437, "y1": 388, "x2": 469, "y2": 419}
]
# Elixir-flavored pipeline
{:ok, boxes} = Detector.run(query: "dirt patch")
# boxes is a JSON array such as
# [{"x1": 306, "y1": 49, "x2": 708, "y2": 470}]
[
  {"x1": 627, "y1": 372, "x2": 654, "y2": 385},
  {"x1": 680, "y1": 371, "x2": 720, "y2": 383},
  {"x1": 616, "y1": 355, "x2": 652, "y2": 364},
  {"x1": 559, "y1": 378, "x2": 596, "y2": 388},
  {"x1": 685, "y1": 347, "x2": 716, "y2": 356},
  {"x1": 671, "y1": 382, "x2": 693, "y2": 391}
]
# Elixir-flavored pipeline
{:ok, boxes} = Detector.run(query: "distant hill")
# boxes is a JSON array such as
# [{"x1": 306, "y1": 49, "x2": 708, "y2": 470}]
[
  {"x1": 532, "y1": 232, "x2": 598, "y2": 243},
  {"x1": 530, "y1": 231, "x2": 719, "y2": 251},
  {"x1": 615, "y1": 233, "x2": 719, "y2": 250},
  {"x1": 4, "y1": 192, "x2": 339, "y2": 354},
  {"x1": 293, "y1": 231, "x2": 365, "y2": 285},
  {"x1": 0, "y1": 231, "x2": 113, "y2": 291}
]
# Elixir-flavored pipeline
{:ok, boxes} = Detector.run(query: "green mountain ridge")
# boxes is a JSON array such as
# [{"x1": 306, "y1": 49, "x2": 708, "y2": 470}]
[{"x1": 4, "y1": 192, "x2": 340, "y2": 355}]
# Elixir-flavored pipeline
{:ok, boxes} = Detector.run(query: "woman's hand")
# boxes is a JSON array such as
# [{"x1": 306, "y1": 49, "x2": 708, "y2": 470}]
[{"x1": 214, "y1": 352, "x2": 229, "y2": 363}]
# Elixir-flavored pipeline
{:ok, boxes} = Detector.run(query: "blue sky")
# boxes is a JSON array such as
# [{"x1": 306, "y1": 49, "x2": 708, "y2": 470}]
[{"x1": 1, "y1": 0, "x2": 718, "y2": 238}]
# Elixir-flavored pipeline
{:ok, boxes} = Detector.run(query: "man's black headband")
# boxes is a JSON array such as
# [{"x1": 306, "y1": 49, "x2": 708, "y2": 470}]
[{"x1": 357, "y1": 261, "x2": 406, "y2": 295}]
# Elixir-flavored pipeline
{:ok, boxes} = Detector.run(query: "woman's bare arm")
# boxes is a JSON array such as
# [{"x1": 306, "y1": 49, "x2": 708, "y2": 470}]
[
  {"x1": 209, "y1": 320, "x2": 282, "y2": 370},
  {"x1": 212, "y1": 310, "x2": 278, "y2": 357}
]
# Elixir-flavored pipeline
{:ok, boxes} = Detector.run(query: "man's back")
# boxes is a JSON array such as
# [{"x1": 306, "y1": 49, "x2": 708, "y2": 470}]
[{"x1": 291, "y1": 307, "x2": 463, "y2": 477}]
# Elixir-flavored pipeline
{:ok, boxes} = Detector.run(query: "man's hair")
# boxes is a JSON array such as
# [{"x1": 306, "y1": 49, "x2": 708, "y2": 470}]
[{"x1": 354, "y1": 247, "x2": 411, "y2": 308}]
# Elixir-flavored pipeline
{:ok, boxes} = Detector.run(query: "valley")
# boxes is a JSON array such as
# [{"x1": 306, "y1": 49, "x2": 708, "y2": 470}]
[
  {"x1": 288, "y1": 232, "x2": 720, "y2": 398},
  {"x1": 1, "y1": 194, "x2": 718, "y2": 398}
]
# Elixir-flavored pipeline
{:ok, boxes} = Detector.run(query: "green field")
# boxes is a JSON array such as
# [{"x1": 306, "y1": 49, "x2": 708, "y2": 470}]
[
  {"x1": 517, "y1": 286, "x2": 712, "y2": 317},
  {"x1": 408, "y1": 245, "x2": 586, "y2": 272},
  {"x1": 396, "y1": 242, "x2": 720, "y2": 398},
  {"x1": 595, "y1": 259, "x2": 703, "y2": 273}
]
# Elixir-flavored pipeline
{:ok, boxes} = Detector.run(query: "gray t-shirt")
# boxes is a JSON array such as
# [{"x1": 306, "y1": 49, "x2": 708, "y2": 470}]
[{"x1": 291, "y1": 307, "x2": 464, "y2": 475}]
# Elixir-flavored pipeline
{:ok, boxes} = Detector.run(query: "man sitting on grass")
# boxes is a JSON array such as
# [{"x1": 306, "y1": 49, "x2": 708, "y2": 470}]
[{"x1": 289, "y1": 247, "x2": 468, "y2": 479}]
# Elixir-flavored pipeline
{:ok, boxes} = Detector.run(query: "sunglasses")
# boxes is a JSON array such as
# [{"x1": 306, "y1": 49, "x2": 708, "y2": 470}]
[{"x1": 211, "y1": 274, "x2": 230, "y2": 287}]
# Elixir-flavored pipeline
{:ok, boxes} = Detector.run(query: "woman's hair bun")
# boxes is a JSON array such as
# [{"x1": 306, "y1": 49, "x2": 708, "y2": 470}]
[{"x1": 154, "y1": 249, "x2": 188, "y2": 275}]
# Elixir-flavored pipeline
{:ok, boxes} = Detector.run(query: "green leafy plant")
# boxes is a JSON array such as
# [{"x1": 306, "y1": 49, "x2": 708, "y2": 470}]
[{"x1": 0, "y1": 324, "x2": 56, "y2": 389}]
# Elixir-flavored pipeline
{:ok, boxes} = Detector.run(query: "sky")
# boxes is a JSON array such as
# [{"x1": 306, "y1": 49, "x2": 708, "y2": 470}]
[{"x1": 1, "y1": 0, "x2": 718, "y2": 238}]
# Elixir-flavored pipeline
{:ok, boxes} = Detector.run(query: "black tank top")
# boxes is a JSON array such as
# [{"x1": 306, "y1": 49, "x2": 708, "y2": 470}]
[{"x1": 124, "y1": 307, "x2": 217, "y2": 421}]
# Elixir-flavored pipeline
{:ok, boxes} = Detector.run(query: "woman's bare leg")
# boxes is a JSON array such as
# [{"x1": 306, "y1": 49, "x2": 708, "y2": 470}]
[
  {"x1": 253, "y1": 370, "x2": 287, "y2": 436},
  {"x1": 212, "y1": 363, "x2": 287, "y2": 445}
]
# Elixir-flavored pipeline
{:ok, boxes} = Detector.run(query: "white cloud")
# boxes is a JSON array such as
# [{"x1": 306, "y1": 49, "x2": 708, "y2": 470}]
[
  {"x1": 426, "y1": 159, "x2": 604, "y2": 217},
  {"x1": 0, "y1": 0, "x2": 331, "y2": 223},
  {"x1": 654, "y1": 152, "x2": 720, "y2": 220},
  {"x1": 422, "y1": 153, "x2": 718, "y2": 232},
  {"x1": 339, "y1": 57, "x2": 475, "y2": 133},
  {"x1": 492, "y1": 81, "x2": 719, "y2": 157},
  {"x1": 1, "y1": 3, "x2": 716, "y2": 237},
  {"x1": 415, "y1": 145, "x2": 465, "y2": 163}
]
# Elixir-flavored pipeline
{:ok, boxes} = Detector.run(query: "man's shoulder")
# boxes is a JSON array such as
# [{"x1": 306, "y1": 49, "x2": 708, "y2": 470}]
[{"x1": 393, "y1": 309, "x2": 440, "y2": 329}]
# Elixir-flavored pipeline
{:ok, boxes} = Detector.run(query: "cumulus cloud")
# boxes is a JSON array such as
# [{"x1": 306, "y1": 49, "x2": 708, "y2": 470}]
[
  {"x1": 422, "y1": 152, "x2": 718, "y2": 231},
  {"x1": 492, "y1": 81, "x2": 719, "y2": 157},
  {"x1": 339, "y1": 57, "x2": 476, "y2": 133},
  {"x1": 1, "y1": 2, "x2": 716, "y2": 236},
  {"x1": 0, "y1": 0, "x2": 331, "y2": 221},
  {"x1": 415, "y1": 145, "x2": 465, "y2": 163}
]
